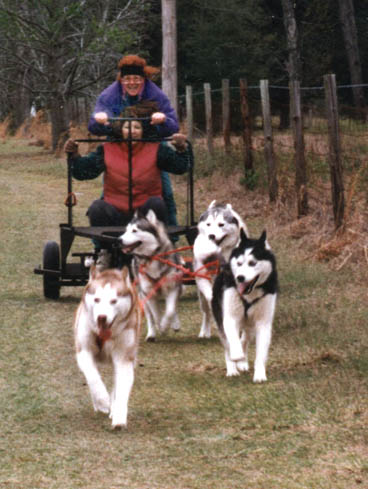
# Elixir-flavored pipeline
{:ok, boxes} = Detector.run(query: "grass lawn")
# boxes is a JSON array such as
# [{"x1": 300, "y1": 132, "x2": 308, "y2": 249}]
[{"x1": 0, "y1": 139, "x2": 367, "y2": 489}]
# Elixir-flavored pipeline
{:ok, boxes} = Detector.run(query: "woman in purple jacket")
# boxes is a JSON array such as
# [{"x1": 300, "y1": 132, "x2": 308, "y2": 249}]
[{"x1": 88, "y1": 54, "x2": 179, "y2": 137}]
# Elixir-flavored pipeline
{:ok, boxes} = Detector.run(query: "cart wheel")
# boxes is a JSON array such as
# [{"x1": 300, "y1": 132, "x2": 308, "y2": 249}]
[{"x1": 43, "y1": 241, "x2": 61, "y2": 300}]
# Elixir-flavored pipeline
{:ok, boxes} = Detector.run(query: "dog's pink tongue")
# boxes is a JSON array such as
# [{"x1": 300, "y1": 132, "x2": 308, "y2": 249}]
[
  {"x1": 97, "y1": 316, "x2": 112, "y2": 341},
  {"x1": 99, "y1": 328, "x2": 112, "y2": 341},
  {"x1": 237, "y1": 282, "x2": 247, "y2": 295}
]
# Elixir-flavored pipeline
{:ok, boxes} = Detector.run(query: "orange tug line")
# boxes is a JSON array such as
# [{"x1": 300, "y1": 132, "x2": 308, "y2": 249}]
[{"x1": 133, "y1": 245, "x2": 220, "y2": 314}]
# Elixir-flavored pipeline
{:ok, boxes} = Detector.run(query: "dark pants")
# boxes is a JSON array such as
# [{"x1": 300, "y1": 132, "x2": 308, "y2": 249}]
[{"x1": 87, "y1": 197, "x2": 168, "y2": 250}]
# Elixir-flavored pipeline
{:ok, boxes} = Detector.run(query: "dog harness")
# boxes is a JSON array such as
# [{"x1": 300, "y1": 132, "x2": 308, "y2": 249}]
[{"x1": 241, "y1": 292, "x2": 266, "y2": 314}]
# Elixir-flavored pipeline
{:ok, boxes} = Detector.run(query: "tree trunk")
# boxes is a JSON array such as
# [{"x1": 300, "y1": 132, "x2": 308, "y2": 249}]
[
  {"x1": 45, "y1": 48, "x2": 70, "y2": 151},
  {"x1": 161, "y1": 0, "x2": 178, "y2": 115},
  {"x1": 281, "y1": 0, "x2": 301, "y2": 81},
  {"x1": 48, "y1": 94, "x2": 69, "y2": 151},
  {"x1": 338, "y1": 0, "x2": 366, "y2": 116}
]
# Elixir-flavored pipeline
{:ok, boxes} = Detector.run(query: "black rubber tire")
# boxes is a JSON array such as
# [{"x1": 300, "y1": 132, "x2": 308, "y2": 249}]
[{"x1": 43, "y1": 241, "x2": 61, "y2": 300}]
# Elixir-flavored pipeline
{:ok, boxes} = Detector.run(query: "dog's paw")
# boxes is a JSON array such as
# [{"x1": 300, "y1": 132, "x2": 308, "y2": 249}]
[
  {"x1": 226, "y1": 362, "x2": 240, "y2": 377},
  {"x1": 110, "y1": 399, "x2": 128, "y2": 429},
  {"x1": 253, "y1": 367, "x2": 267, "y2": 383},
  {"x1": 236, "y1": 360, "x2": 249, "y2": 372},
  {"x1": 171, "y1": 316, "x2": 181, "y2": 332},
  {"x1": 159, "y1": 318, "x2": 170, "y2": 333},
  {"x1": 110, "y1": 412, "x2": 127, "y2": 429},
  {"x1": 198, "y1": 324, "x2": 211, "y2": 338},
  {"x1": 92, "y1": 393, "x2": 110, "y2": 414}
]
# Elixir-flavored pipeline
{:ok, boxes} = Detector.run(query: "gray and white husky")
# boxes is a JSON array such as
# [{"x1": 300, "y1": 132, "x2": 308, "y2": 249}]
[
  {"x1": 119, "y1": 209, "x2": 182, "y2": 341},
  {"x1": 193, "y1": 200, "x2": 249, "y2": 338},
  {"x1": 212, "y1": 229, "x2": 278, "y2": 381}
]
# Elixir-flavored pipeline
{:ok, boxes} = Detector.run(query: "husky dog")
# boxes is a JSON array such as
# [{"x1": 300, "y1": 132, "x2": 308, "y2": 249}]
[
  {"x1": 74, "y1": 265, "x2": 142, "y2": 429},
  {"x1": 212, "y1": 229, "x2": 278, "y2": 381},
  {"x1": 119, "y1": 209, "x2": 182, "y2": 342},
  {"x1": 193, "y1": 200, "x2": 249, "y2": 338}
]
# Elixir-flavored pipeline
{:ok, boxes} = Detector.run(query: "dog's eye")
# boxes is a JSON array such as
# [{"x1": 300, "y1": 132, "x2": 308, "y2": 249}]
[
  {"x1": 248, "y1": 260, "x2": 256, "y2": 267},
  {"x1": 94, "y1": 298, "x2": 101, "y2": 303},
  {"x1": 218, "y1": 223, "x2": 224, "y2": 227},
  {"x1": 110, "y1": 299, "x2": 117, "y2": 305}
]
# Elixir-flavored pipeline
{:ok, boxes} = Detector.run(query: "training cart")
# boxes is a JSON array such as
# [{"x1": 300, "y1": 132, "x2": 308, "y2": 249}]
[{"x1": 34, "y1": 117, "x2": 197, "y2": 299}]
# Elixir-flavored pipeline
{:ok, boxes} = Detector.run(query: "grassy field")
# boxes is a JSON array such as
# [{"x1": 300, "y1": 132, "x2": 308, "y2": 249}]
[{"x1": 0, "y1": 139, "x2": 367, "y2": 489}]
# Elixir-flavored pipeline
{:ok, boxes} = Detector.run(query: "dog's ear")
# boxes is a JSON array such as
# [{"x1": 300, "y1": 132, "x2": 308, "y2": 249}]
[
  {"x1": 241, "y1": 224, "x2": 249, "y2": 238},
  {"x1": 120, "y1": 266, "x2": 130, "y2": 282},
  {"x1": 89, "y1": 263, "x2": 98, "y2": 281},
  {"x1": 240, "y1": 227, "x2": 248, "y2": 243},
  {"x1": 209, "y1": 199, "x2": 217, "y2": 208},
  {"x1": 226, "y1": 203, "x2": 233, "y2": 211},
  {"x1": 259, "y1": 230, "x2": 267, "y2": 243},
  {"x1": 145, "y1": 208, "x2": 157, "y2": 224},
  {"x1": 259, "y1": 229, "x2": 271, "y2": 250}
]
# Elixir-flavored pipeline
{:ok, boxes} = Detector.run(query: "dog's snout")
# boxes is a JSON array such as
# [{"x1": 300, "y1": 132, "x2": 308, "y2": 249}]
[
  {"x1": 97, "y1": 314, "x2": 108, "y2": 329},
  {"x1": 237, "y1": 275, "x2": 245, "y2": 283},
  {"x1": 209, "y1": 234, "x2": 215, "y2": 241}
]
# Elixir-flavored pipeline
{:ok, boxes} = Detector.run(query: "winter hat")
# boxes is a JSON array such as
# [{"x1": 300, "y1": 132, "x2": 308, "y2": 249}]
[{"x1": 117, "y1": 55, "x2": 160, "y2": 81}]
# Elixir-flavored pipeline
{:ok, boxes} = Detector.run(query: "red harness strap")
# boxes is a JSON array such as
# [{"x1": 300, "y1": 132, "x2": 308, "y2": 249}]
[
  {"x1": 64, "y1": 192, "x2": 77, "y2": 207},
  {"x1": 133, "y1": 245, "x2": 220, "y2": 312}
]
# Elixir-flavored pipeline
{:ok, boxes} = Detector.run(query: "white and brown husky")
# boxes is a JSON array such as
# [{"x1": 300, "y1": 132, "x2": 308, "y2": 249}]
[
  {"x1": 74, "y1": 265, "x2": 142, "y2": 429},
  {"x1": 193, "y1": 200, "x2": 249, "y2": 338},
  {"x1": 119, "y1": 209, "x2": 183, "y2": 341}
]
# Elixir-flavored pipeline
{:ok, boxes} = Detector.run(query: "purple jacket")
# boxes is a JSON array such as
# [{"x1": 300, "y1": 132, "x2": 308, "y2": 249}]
[{"x1": 88, "y1": 80, "x2": 179, "y2": 137}]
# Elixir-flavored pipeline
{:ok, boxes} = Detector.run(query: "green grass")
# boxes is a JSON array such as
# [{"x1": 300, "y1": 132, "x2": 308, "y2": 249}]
[{"x1": 0, "y1": 139, "x2": 367, "y2": 489}]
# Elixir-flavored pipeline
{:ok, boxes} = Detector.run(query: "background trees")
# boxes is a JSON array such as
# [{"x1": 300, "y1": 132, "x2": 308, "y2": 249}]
[{"x1": 0, "y1": 0, "x2": 151, "y2": 148}]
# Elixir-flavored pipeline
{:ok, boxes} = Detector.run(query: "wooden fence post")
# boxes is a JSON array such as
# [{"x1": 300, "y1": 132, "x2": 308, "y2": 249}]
[
  {"x1": 185, "y1": 85, "x2": 193, "y2": 143},
  {"x1": 222, "y1": 79, "x2": 231, "y2": 153},
  {"x1": 324, "y1": 74, "x2": 345, "y2": 228},
  {"x1": 239, "y1": 78, "x2": 253, "y2": 173},
  {"x1": 290, "y1": 80, "x2": 308, "y2": 217},
  {"x1": 260, "y1": 79, "x2": 278, "y2": 202},
  {"x1": 204, "y1": 82, "x2": 214, "y2": 155}
]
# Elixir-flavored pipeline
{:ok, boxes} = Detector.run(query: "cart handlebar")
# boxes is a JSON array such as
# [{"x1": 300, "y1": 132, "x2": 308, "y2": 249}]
[
  {"x1": 107, "y1": 116, "x2": 151, "y2": 122},
  {"x1": 72, "y1": 136, "x2": 174, "y2": 143}
]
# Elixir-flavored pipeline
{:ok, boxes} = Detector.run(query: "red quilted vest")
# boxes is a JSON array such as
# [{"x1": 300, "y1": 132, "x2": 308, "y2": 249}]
[{"x1": 103, "y1": 142, "x2": 162, "y2": 213}]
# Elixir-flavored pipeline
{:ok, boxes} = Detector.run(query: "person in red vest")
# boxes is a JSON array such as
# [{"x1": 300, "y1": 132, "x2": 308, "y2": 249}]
[{"x1": 64, "y1": 115, "x2": 192, "y2": 251}]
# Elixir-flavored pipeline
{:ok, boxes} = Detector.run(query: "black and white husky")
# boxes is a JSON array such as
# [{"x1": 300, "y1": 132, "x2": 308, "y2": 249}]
[
  {"x1": 212, "y1": 229, "x2": 278, "y2": 381},
  {"x1": 119, "y1": 209, "x2": 182, "y2": 341},
  {"x1": 193, "y1": 200, "x2": 249, "y2": 338}
]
